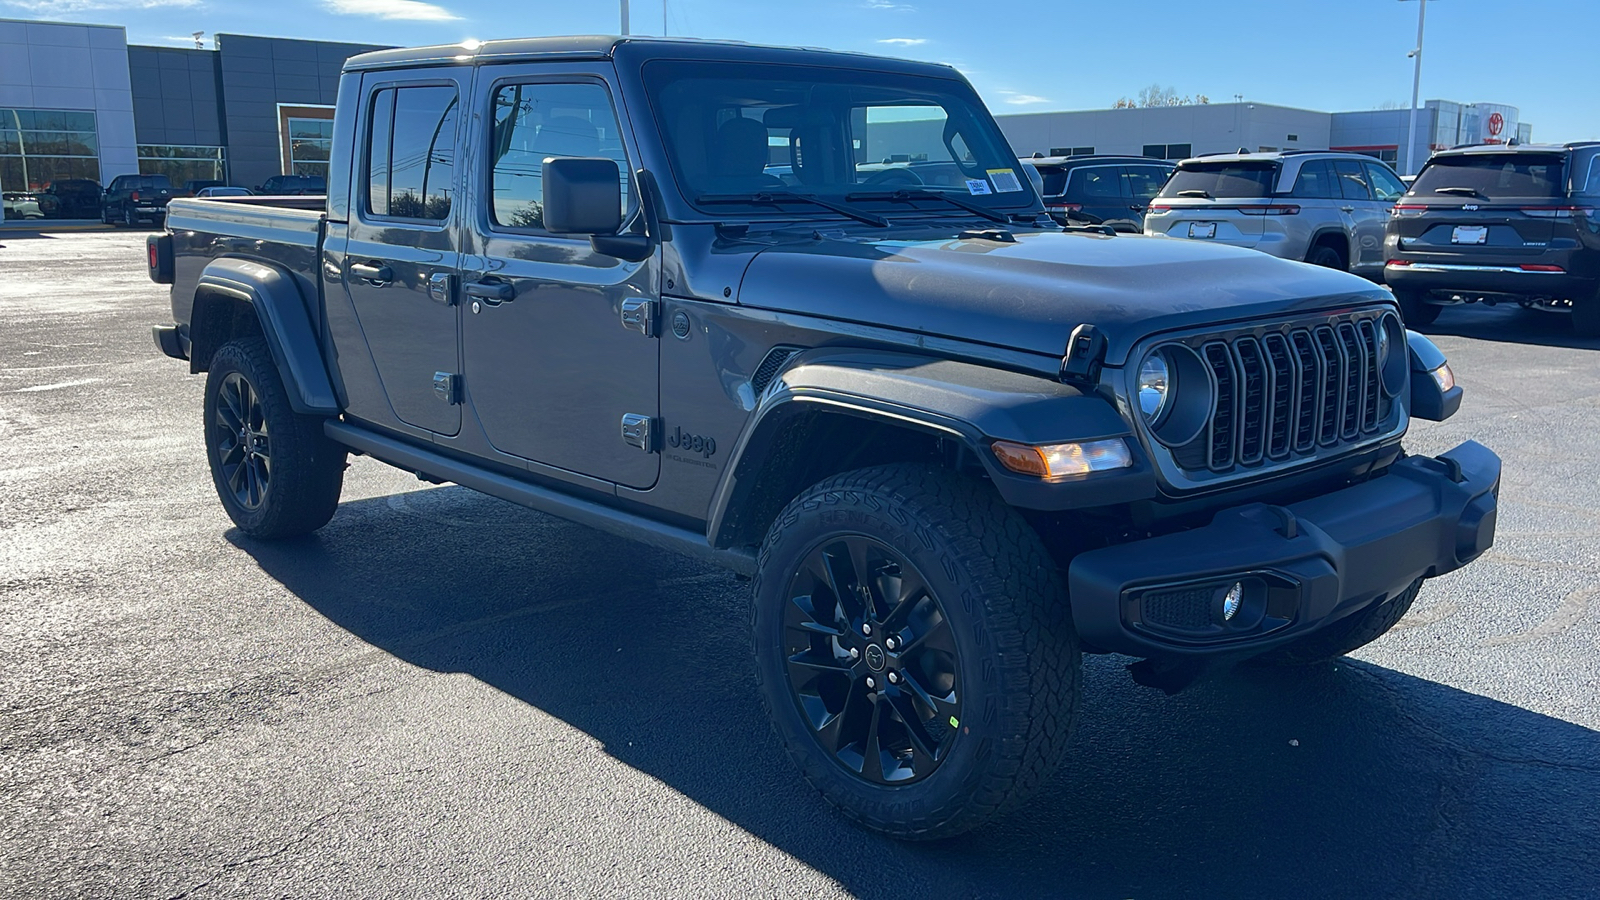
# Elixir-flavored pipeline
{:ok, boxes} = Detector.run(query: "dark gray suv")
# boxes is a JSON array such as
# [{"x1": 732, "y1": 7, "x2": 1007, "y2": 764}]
[
  {"x1": 1030, "y1": 155, "x2": 1175, "y2": 231},
  {"x1": 1144, "y1": 150, "x2": 1408, "y2": 278},
  {"x1": 1384, "y1": 142, "x2": 1600, "y2": 335}
]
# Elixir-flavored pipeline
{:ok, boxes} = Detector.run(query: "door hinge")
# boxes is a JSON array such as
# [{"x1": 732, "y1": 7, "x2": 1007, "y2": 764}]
[
  {"x1": 620, "y1": 298, "x2": 657, "y2": 337},
  {"x1": 433, "y1": 371, "x2": 461, "y2": 404},
  {"x1": 428, "y1": 272, "x2": 456, "y2": 306},
  {"x1": 620, "y1": 413, "x2": 655, "y2": 452}
]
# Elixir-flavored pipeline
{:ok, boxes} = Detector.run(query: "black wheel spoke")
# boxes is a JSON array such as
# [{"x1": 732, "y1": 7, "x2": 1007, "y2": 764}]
[
  {"x1": 901, "y1": 615, "x2": 956, "y2": 660},
  {"x1": 888, "y1": 689, "x2": 943, "y2": 759},
  {"x1": 787, "y1": 592, "x2": 843, "y2": 637},
  {"x1": 899, "y1": 666, "x2": 959, "y2": 724},
  {"x1": 819, "y1": 543, "x2": 865, "y2": 623},
  {"x1": 861, "y1": 699, "x2": 887, "y2": 783}
]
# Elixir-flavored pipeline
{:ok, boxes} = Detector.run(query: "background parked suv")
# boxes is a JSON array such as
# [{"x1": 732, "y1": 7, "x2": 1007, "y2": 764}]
[
  {"x1": 257, "y1": 174, "x2": 326, "y2": 195},
  {"x1": 1384, "y1": 142, "x2": 1600, "y2": 335},
  {"x1": 1031, "y1": 155, "x2": 1174, "y2": 230},
  {"x1": 1144, "y1": 150, "x2": 1408, "y2": 278},
  {"x1": 101, "y1": 174, "x2": 176, "y2": 226}
]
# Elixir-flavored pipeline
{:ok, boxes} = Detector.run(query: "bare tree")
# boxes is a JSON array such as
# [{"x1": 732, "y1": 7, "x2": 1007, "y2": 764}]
[{"x1": 1115, "y1": 85, "x2": 1211, "y2": 109}]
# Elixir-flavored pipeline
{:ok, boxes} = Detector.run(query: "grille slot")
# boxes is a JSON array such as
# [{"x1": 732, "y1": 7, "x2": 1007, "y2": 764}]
[
  {"x1": 1141, "y1": 585, "x2": 1215, "y2": 631},
  {"x1": 1174, "y1": 312, "x2": 1394, "y2": 477}
]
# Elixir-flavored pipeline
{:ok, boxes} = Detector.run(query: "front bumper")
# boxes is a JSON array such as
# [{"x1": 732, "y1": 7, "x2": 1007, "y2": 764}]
[{"x1": 1068, "y1": 440, "x2": 1499, "y2": 659}]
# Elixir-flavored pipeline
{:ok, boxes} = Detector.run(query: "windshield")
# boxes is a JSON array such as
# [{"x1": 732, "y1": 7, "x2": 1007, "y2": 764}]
[
  {"x1": 1411, "y1": 154, "x2": 1566, "y2": 200},
  {"x1": 643, "y1": 60, "x2": 1035, "y2": 216},
  {"x1": 1158, "y1": 161, "x2": 1278, "y2": 199}
]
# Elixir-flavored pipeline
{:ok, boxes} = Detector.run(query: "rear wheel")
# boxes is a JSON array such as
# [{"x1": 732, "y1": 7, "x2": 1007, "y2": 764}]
[
  {"x1": 1573, "y1": 291, "x2": 1600, "y2": 338},
  {"x1": 1307, "y1": 243, "x2": 1346, "y2": 271},
  {"x1": 752, "y1": 464, "x2": 1080, "y2": 840},
  {"x1": 203, "y1": 337, "x2": 345, "y2": 538},
  {"x1": 123, "y1": 207, "x2": 136, "y2": 228},
  {"x1": 1393, "y1": 287, "x2": 1441, "y2": 326},
  {"x1": 1253, "y1": 579, "x2": 1422, "y2": 666}
]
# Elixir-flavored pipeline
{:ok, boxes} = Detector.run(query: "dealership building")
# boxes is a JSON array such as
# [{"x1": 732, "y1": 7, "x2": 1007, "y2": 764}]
[
  {"x1": 1, "y1": 18, "x2": 384, "y2": 201},
  {"x1": 993, "y1": 98, "x2": 1533, "y2": 175}
]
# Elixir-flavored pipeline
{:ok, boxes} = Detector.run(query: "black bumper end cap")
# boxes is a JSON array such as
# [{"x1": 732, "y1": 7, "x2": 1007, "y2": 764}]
[{"x1": 153, "y1": 324, "x2": 188, "y2": 361}]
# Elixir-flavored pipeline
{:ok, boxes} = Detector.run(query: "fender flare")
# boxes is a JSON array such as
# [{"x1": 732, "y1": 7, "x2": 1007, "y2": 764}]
[
  {"x1": 191, "y1": 257, "x2": 339, "y2": 415},
  {"x1": 706, "y1": 348, "x2": 1155, "y2": 549}
]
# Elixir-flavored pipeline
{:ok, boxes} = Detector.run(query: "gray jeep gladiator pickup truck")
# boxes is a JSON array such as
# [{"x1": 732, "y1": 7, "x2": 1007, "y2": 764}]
[{"x1": 147, "y1": 36, "x2": 1500, "y2": 839}]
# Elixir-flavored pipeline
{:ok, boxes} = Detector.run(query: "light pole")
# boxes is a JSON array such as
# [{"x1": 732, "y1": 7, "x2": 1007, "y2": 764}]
[
  {"x1": 620, "y1": 0, "x2": 630, "y2": 35},
  {"x1": 1402, "y1": 0, "x2": 1429, "y2": 177}
]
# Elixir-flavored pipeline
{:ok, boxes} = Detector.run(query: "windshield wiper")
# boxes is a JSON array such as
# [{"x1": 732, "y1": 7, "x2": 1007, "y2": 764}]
[
  {"x1": 696, "y1": 191, "x2": 888, "y2": 227},
  {"x1": 1177, "y1": 189, "x2": 1213, "y2": 199},
  {"x1": 845, "y1": 188, "x2": 1011, "y2": 225},
  {"x1": 1434, "y1": 186, "x2": 1484, "y2": 198}
]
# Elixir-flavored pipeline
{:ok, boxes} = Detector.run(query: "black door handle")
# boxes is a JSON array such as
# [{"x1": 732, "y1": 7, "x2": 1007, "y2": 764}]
[
  {"x1": 465, "y1": 281, "x2": 515, "y2": 303},
  {"x1": 350, "y1": 262, "x2": 392, "y2": 283}
]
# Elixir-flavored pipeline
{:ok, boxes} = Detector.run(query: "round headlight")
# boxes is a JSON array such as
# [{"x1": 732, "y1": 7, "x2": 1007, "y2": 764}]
[{"x1": 1138, "y1": 352, "x2": 1171, "y2": 421}]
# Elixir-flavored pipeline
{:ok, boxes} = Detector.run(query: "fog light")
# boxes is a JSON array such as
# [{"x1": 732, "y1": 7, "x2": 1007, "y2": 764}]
[
  {"x1": 1221, "y1": 582, "x2": 1243, "y2": 621},
  {"x1": 990, "y1": 438, "x2": 1132, "y2": 480}
]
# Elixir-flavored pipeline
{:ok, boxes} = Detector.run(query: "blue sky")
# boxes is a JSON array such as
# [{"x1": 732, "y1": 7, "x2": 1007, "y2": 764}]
[{"x1": 8, "y1": 0, "x2": 1596, "y2": 140}]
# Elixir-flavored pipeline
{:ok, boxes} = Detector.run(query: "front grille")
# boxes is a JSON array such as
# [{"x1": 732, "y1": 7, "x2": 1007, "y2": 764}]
[{"x1": 1158, "y1": 309, "x2": 1400, "y2": 480}]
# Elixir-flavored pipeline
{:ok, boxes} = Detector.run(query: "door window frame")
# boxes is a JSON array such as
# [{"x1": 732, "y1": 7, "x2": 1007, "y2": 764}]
[
  {"x1": 356, "y1": 76, "x2": 464, "y2": 232},
  {"x1": 479, "y1": 71, "x2": 641, "y2": 240}
]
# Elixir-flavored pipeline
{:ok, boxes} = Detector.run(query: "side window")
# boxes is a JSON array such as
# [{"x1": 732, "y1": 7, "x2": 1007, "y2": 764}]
[
  {"x1": 1580, "y1": 155, "x2": 1600, "y2": 196},
  {"x1": 1332, "y1": 159, "x2": 1372, "y2": 201},
  {"x1": 1291, "y1": 160, "x2": 1334, "y2": 199},
  {"x1": 1066, "y1": 168, "x2": 1120, "y2": 202},
  {"x1": 489, "y1": 81, "x2": 631, "y2": 231},
  {"x1": 365, "y1": 85, "x2": 458, "y2": 221},
  {"x1": 1365, "y1": 163, "x2": 1407, "y2": 202},
  {"x1": 1123, "y1": 166, "x2": 1169, "y2": 202}
]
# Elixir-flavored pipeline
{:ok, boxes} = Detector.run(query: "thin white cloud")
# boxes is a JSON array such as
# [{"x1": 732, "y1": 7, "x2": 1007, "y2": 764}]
[
  {"x1": 323, "y1": 0, "x2": 458, "y2": 21},
  {"x1": 3, "y1": 0, "x2": 198, "y2": 13},
  {"x1": 863, "y1": 0, "x2": 914, "y2": 9},
  {"x1": 877, "y1": 38, "x2": 926, "y2": 46},
  {"x1": 1003, "y1": 94, "x2": 1050, "y2": 106}
]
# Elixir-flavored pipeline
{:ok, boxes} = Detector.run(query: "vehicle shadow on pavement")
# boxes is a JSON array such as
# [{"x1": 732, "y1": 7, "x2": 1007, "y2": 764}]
[
  {"x1": 232, "y1": 488, "x2": 1600, "y2": 900},
  {"x1": 1416, "y1": 302, "x2": 1600, "y2": 351}
]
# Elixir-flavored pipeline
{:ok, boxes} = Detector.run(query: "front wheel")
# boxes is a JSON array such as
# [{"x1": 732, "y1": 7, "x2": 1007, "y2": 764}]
[
  {"x1": 203, "y1": 337, "x2": 345, "y2": 538},
  {"x1": 1393, "y1": 288, "x2": 1440, "y2": 326},
  {"x1": 752, "y1": 464, "x2": 1080, "y2": 840}
]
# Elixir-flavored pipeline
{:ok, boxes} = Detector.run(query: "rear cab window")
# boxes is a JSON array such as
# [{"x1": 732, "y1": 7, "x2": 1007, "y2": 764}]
[
  {"x1": 365, "y1": 84, "x2": 459, "y2": 220},
  {"x1": 1411, "y1": 154, "x2": 1567, "y2": 200},
  {"x1": 1158, "y1": 161, "x2": 1278, "y2": 199}
]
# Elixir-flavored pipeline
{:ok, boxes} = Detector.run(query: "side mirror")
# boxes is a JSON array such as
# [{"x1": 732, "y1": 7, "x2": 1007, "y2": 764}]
[{"x1": 542, "y1": 157, "x2": 623, "y2": 236}]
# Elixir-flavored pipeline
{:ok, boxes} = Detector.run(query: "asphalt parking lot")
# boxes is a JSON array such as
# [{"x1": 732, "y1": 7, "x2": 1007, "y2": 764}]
[{"x1": 1, "y1": 229, "x2": 1597, "y2": 899}]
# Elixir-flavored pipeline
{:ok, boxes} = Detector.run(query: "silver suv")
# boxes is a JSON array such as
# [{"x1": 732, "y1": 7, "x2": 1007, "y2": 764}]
[{"x1": 1143, "y1": 150, "x2": 1408, "y2": 278}]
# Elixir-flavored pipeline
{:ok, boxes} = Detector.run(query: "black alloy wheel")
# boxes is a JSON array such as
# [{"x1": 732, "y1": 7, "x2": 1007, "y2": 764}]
[
  {"x1": 213, "y1": 371, "x2": 272, "y2": 510},
  {"x1": 782, "y1": 534, "x2": 961, "y2": 785}
]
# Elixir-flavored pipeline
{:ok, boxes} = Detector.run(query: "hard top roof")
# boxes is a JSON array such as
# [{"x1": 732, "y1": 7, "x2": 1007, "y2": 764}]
[{"x1": 342, "y1": 35, "x2": 961, "y2": 78}]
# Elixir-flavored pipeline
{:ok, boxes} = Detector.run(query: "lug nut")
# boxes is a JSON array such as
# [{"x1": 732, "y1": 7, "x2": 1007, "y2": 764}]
[
  {"x1": 861, "y1": 623, "x2": 872, "y2": 637},
  {"x1": 865, "y1": 676, "x2": 876, "y2": 689},
  {"x1": 884, "y1": 637, "x2": 897, "y2": 651},
  {"x1": 849, "y1": 647, "x2": 860, "y2": 660},
  {"x1": 887, "y1": 671, "x2": 899, "y2": 684}
]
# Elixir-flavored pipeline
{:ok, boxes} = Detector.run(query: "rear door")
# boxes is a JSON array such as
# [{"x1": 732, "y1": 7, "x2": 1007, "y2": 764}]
[
  {"x1": 1065, "y1": 165, "x2": 1127, "y2": 229},
  {"x1": 1394, "y1": 153, "x2": 1567, "y2": 259},
  {"x1": 1331, "y1": 159, "x2": 1386, "y2": 269},
  {"x1": 343, "y1": 71, "x2": 467, "y2": 436},
  {"x1": 458, "y1": 66, "x2": 660, "y2": 489},
  {"x1": 1122, "y1": 164, "x2": 1171, "y2": 228}
]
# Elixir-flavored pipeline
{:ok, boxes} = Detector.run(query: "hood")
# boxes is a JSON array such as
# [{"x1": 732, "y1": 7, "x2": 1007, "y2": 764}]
[{"x1": 733, "y1": 229, "x2": 1393, "y2": 365}]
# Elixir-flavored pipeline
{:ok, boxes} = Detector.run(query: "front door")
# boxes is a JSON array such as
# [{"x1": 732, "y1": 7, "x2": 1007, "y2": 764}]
[
  {"x1": 460, "y1": 70, "x2": 660, "y2": 489},
  {"x1": 344, "y1": 72, "x2": 468, "y2": 435}
]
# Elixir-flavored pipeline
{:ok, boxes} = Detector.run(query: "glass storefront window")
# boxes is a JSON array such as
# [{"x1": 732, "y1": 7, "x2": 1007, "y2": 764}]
[
  {"x1": 288, "y1": 118, "x2": 333, "y2": 178},
  {"x1": 1, "y1": 107, "x2": 101, "y2": 203},
  {"x1": 138, "y1": 145, "x2": 227, "y2": 187}
]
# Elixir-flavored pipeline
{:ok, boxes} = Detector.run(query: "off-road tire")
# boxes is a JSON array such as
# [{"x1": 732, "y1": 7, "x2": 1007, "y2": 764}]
[
  {"x1": 203, "y1": 337, "x2": 344, "y2": 538},
  {"x1": 752, "y1": 464, "x2": 1080, "y2": 840},
  {"x1": 1307, "y1": 244, "x2": 1346, "y2": 271},
  {"x1": 1393, "y1": 288, "x2": 1440, "y2": 326},
  {"x1": 1253, "y1": 579, "x2": 1422, "y2": 666}
]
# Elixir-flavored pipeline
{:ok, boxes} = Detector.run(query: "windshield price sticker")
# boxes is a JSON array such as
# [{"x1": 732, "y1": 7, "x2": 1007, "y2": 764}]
[
  {"x1": 987, "y1": 168, "x2": 1024, "y2": 192},
  {"x1": 965, "y1": 179, "x2": 993, "y2": 195}
]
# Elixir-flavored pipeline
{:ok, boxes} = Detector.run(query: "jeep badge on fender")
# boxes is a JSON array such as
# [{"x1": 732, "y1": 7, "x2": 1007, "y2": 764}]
[{"x1": 667, "y1": 425, "x2": 715, "y2": 458}]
